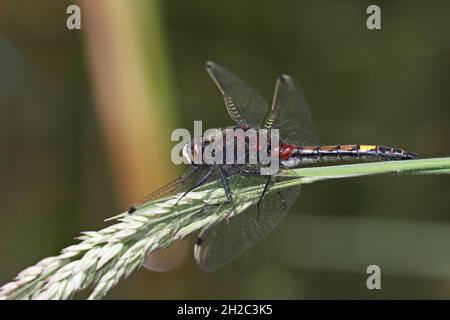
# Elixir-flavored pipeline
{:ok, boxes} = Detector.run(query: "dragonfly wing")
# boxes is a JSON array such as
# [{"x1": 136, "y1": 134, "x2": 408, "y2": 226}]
[
  {"x1": 194, "y1": 174, "x2": 301, "y2": 272},
  {"x1": 263, "y1": 75, "x2": 320, "y2": 146},
  {"x1": 129, "y1": 166, "x2": 212, "y2": 211},
  {"x1": 206, "y1": 61, "x2": 269, "y2": 128}
]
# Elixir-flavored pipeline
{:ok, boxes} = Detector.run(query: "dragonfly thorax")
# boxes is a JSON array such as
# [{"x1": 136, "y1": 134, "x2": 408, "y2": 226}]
[{"x1": 182, "y1": 127, "x2": 277, "y2": 166}]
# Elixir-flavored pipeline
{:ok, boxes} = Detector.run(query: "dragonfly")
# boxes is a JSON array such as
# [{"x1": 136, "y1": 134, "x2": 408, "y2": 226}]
[{"x1": 128, "y1": 61, "x2": 418, "y2": 272}]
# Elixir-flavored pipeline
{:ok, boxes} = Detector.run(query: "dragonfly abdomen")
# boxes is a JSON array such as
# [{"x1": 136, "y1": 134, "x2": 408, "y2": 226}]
[{"x1": 280, "y1": 144, "x2": 417, "y2": 167}]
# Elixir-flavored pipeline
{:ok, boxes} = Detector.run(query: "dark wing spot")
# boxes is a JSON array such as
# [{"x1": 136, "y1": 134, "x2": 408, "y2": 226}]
[
  {"x1": 278, "y1": 74, "x2": 290, "y2": 82},
  {"x1": 195, "y1": 237, "x2": 203, "y2": 246},
  {"x1": 128, "y1": 206, "x2": 137, "y2": 214}
]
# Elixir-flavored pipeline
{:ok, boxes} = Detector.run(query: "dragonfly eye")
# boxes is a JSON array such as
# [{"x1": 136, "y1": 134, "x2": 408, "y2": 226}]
[
  {"x1": 182, "y1": 142, "x2": 192, "y2": 164},
  {"x1": 194, "y1": 141, "x2": 202, "y2": 155},
  {"x1": 182, "y1": 140, "x2": 204, "y2": 164}
]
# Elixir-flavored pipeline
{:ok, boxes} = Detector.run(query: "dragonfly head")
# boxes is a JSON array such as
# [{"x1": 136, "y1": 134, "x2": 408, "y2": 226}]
[
  {"x1": 182, "y1": 138, "x2": 204, "y2": 165},
  {"x1": 182, "y1": 129, "x2": 223, "y2": 165}
]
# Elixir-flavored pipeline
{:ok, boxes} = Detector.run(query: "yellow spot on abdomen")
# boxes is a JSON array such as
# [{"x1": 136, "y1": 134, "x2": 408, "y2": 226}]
[{"x1": 360, "y1": 145, "x2": 377, "y2": 151}]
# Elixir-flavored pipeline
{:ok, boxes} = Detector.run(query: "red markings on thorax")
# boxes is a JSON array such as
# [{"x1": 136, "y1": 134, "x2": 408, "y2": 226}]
[{"x1": 280, "y1": 143, "x2": 299, "y2": 160}]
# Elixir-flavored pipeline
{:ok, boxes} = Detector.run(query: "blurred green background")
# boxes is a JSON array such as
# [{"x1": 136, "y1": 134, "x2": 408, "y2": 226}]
[{"x1": 0, "y1": 0, "x2": 449, "y2": 299}]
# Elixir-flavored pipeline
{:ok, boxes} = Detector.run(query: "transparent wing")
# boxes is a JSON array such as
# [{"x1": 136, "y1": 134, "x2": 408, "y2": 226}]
[
  {"x1": 263, "y1": 75, "x2": 320, "y2": 146},
  {"x1": 194, "y1": 172, "x2": 301, "y2": 272},
  {"x1": 129, "y1": 166, "x2": 211, "y2": 211},
  {"x1": 206, "y1": 61, "x2": 269, "y2": 128}
]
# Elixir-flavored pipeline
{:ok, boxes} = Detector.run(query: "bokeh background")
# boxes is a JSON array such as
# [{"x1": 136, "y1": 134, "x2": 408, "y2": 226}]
[{"x1": 0, "y1": 0, "x2": 449, "y2": 299}]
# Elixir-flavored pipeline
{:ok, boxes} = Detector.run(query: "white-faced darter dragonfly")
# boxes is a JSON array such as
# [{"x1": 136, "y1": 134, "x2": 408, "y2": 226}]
[{"x1": 127, "y1": 61, "x2": 418, "y2": 272}]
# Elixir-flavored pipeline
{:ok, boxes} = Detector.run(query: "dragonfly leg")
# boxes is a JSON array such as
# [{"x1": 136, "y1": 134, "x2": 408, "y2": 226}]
[
  {"x1": 256, "y1": 176, "x2": 272, "y2": 222},
  {"x1": 127, "y1": 206, "x2": 137, "y2": 214},
  {"x1": 197, "y1": 167, "x2": 236, "y2": 218},
  {"x1": 219, "y1": 167, "x2": 233, "y2": 203},
  {"x1": 176, "y1": 166, "x2": 215, "y2": 205}
]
